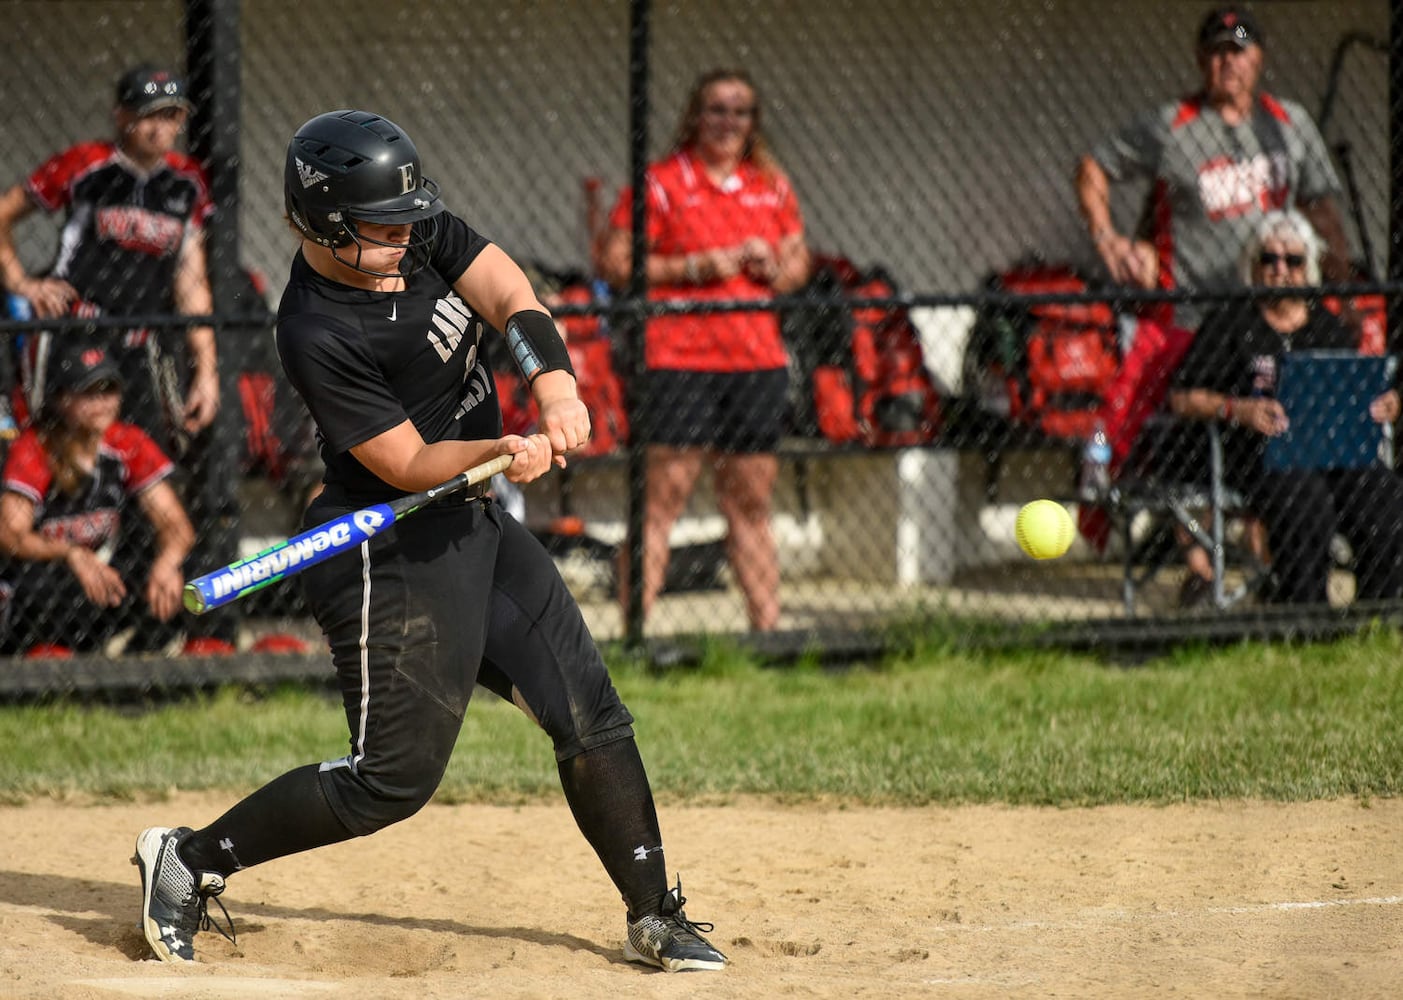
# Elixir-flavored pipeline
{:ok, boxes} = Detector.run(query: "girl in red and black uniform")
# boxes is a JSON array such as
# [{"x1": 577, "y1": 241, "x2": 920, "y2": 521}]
[
  {"x1": 0, "y1": 64, "x2": 241, "y2": 654},
  {"x1": 0, "y1": 339, "x2": 191, "y2": 655}
]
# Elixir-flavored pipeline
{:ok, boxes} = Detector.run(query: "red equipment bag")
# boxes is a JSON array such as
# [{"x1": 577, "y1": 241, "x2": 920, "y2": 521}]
[
  {"x1": 797, "y1": 256, "x2": 942, "y2": 447},
  {"x1": 1010, "y1": 265, "x2": 1118, "y2": 439},
  {"x1": 1323, "y1": 292, "x2": 1387, "y2": 356},
  {"x1": 968, "y1": 263, "x2": 1119, "y2": 440},
  {"x1": 237, "y1": 370, "x2": 285, "y2": 480}
]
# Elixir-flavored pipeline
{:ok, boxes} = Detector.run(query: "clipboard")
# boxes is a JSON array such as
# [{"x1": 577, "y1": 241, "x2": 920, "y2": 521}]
[{"x1": 1263, "y1": 350, "x2": 1396, "y2": 472}]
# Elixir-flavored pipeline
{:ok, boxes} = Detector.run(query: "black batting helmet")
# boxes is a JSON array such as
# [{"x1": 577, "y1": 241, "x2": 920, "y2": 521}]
[{"x1": 284, "y1": 110, "x2": 444, "y2": 274}]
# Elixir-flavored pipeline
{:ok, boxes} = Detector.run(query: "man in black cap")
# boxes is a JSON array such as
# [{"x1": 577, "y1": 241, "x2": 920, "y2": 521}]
[
  {"x1": 0, "y1": 63, "x2": 243, "y2": 655},
  {"x1": 1075, "y1": 3, "x2": 1351, "y2": 330},
  {"x1": 1072, "y1": 4, "x2": 1353, "y2": 604}
]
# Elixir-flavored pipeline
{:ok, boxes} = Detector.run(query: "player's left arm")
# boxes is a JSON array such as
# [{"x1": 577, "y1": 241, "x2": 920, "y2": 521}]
[
  {"x1": 453, "y1": 245, "x2": 589, "y2": 464},
  {"x1": 768, "y1": 178, "x2": 812, "y2": 294},
  {"x1": 173, "y1": 226, "x2": 219, "y2": 432}
]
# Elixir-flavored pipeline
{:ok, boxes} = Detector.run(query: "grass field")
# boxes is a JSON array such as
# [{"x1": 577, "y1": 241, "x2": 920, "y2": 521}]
[{"x1": 2, "y1": 624, "x2": 1400, "y2": 806}]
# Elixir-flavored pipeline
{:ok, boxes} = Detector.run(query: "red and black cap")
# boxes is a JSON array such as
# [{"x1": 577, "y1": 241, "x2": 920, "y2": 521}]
[
  {"x1": 1197, "y1": 5, "x2": 1264, "y2": 51},
  {"x1": 48, "y1": 339, "x2": 123, "y2": 395}
]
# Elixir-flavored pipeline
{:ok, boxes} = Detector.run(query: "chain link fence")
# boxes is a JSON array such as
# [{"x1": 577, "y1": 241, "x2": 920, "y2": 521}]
[{"x1": 0, "y1": 0, "x2": 1395, "y2": 692}]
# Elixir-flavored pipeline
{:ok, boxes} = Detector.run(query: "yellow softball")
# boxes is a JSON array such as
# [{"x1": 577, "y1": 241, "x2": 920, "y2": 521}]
[{"x1": 1015, "y1": 500, "x2": 1074, "y2": 560}]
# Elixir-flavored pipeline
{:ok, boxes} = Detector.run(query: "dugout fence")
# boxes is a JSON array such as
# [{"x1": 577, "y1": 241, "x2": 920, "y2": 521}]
[{"x1": 0, "y1": 0, "x2": 1400, "y2": 694}]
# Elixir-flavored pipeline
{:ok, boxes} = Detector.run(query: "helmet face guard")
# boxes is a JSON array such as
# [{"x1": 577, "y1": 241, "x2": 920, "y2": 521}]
[
  {"x1": 334, "y1": 183, "x2": 444, "y2": 278},
  {"x1": 284, "y1": 110, "x2": 446, "y2": 277}
]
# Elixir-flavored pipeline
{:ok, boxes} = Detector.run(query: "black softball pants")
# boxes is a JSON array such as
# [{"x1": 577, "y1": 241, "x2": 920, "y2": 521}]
[{"x1": 301, "y1": 493, "x2": 635, "y2": 836}]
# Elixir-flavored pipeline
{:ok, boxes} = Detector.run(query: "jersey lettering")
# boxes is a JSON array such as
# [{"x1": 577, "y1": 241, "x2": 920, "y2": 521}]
[
  {"x1": 426, "y1": 293, "x2": 474, "y2": 361},
  {"x1": 95, "y1": 205, "x2": 186, "y2": 256},
  {"x1": 452, "y1": 362, "x2": 494, "y2": 421},
  {"x1": 1197, "y1": 153, "x2": 1290, "y2": 221},
  {"x1": 40, "y1": 510, "x2": 120, "y2": 548}
]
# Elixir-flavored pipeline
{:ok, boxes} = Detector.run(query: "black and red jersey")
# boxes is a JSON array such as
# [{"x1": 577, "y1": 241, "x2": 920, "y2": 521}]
[
  {"x1": 25, "y1": 140, "x2": 212, "y2": 317},
  {"x1": 1, "y1": 422, "x2": 173, "y2": 551},
  {"x1": 275, "y1": 212, "x2": 492, "y2": 504}
]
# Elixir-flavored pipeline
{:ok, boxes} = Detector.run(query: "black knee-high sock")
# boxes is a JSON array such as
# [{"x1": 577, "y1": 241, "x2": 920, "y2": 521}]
[
  {"x1": 558, "y1": 736, "x2": 667, "y2": 919},
  {"x1": 178, "y1": 764, "x2": 355, "y2": 877}
]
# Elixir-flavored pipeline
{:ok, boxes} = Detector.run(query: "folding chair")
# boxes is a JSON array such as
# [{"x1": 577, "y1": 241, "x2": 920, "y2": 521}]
[{"x1": 1111, "y1": 418, "x2": 1263, "y2": 616}]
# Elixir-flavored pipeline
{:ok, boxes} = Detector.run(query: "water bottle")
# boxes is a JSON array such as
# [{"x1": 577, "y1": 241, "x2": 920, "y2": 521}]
[{"x1": 1080, "y1": 419, "x2": 1112, "y2": 502}]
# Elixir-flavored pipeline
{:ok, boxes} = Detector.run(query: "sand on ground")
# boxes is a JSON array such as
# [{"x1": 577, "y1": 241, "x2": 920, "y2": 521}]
[{"x1": 1, "y1": 794, "x2": 1400, "y2": 999}]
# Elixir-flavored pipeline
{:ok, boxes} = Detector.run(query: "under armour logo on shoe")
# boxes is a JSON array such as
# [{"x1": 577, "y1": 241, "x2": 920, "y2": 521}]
[
  {"x1": 633, "y1": 844, "x2": 664, "y2": 862},
  {"x1": 296, "y1": 157, "x2": 329, "y2": 189}
]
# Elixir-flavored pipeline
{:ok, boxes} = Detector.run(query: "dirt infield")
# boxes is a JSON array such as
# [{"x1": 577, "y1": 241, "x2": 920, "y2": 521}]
[{"x1": 2, "y1": 793, "x2": 1400, "y2": 999}]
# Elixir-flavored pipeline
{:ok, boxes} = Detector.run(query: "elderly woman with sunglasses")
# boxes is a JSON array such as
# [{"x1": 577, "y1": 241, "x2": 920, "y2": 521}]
[{"x1": 1168, "y1": 209, "x2": 1403, "y2": 605}]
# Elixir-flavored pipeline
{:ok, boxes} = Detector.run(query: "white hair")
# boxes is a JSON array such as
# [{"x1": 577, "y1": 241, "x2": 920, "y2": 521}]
[{"x1": 1238, "y1": 208, "x2": 1323, "y2": 285}]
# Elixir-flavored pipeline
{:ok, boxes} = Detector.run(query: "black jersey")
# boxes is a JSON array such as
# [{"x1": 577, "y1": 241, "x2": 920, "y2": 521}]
[{"x1": 275, "y1": 212, "x2": 493, "y2": 502}]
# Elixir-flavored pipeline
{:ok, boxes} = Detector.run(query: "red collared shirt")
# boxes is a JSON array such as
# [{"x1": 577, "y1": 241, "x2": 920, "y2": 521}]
[{"x1": 610, "y1": 150, "x2": 804, "y2": 372}]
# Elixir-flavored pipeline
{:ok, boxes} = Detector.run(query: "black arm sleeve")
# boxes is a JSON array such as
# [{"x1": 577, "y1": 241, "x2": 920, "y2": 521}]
[{"x1": 504, "y1": 310, "x2": 575, "y2": 383}]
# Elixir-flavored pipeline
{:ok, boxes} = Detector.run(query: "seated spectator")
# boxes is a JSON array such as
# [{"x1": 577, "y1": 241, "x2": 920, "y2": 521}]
[
  {"x1": 1168, "y1": 210, "x2": 1403, "y2": 605},
  {"x1": 0, "y1": 339, "x2": 193, "y2": 656}
]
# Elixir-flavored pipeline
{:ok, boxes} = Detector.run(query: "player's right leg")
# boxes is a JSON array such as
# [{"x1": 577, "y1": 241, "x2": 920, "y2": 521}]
[{"x1": 481, "y1": 507, "x2": 728, "y2": 972}]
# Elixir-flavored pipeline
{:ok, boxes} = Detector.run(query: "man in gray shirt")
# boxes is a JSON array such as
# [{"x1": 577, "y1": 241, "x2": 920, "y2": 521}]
[{"x1": 1075, "y1": 4, "x2": 1349, "y2": 330}]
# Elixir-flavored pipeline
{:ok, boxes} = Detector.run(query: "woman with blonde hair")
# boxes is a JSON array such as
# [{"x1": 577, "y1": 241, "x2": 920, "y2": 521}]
[{"x1": 600, "y1": 68, "x2": 811, "y2": 630}]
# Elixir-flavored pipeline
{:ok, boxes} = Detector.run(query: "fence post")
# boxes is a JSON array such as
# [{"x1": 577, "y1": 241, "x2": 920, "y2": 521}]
[{"x1": 623, "y1": 0, "x2": 651, "y2": 650}]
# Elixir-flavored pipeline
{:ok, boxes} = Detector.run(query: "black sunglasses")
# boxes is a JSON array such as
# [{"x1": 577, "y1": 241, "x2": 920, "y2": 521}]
[{"x1": 1258, "y1": 251, "x2": 1306, "y2": 269}]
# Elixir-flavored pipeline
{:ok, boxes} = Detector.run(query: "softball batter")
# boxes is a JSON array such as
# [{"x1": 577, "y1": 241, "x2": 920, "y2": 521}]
[{"x1": 133, "y1": 109, "x2": 726, "y2": 973}]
